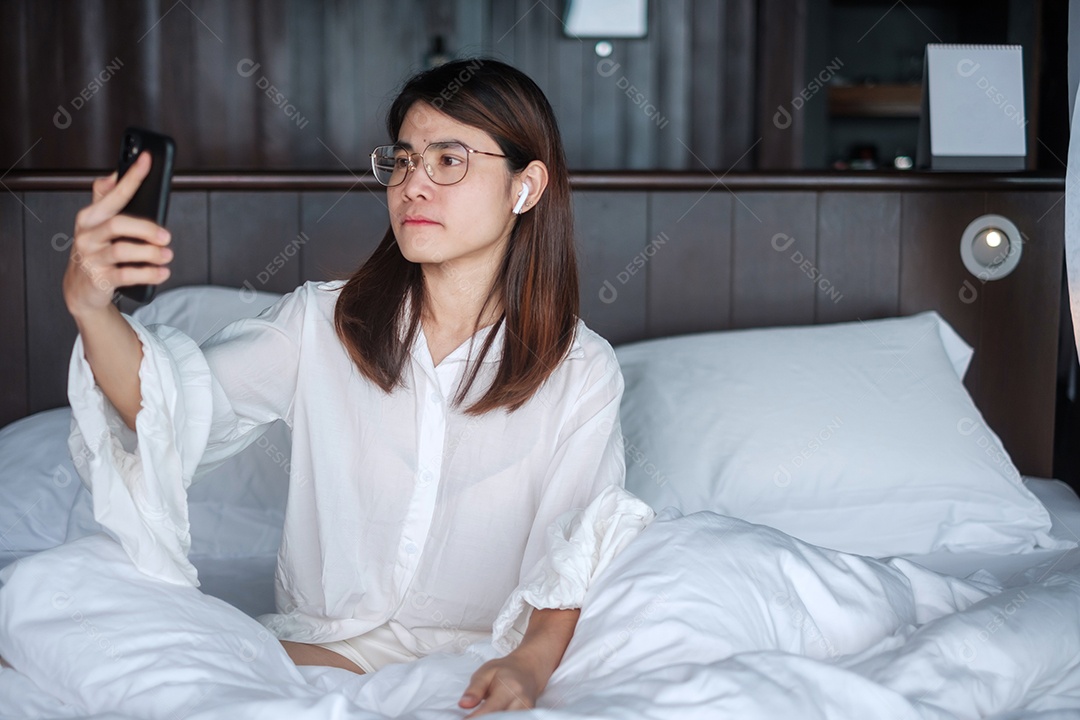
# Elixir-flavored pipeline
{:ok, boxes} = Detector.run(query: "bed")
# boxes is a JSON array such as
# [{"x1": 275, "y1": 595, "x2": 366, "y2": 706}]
[{"x1": 3, "y1": 282, "x2": 1080, "y2": 720}]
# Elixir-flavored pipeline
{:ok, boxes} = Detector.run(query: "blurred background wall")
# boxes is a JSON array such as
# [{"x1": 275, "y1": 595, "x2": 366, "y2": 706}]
[{"x1": 0, "y1": 0, "x2": 1066, "y2": 173}]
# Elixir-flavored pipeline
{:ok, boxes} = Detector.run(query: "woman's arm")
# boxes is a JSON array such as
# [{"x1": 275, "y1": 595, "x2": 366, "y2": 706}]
[
  {"x1": 459, "y1": 606, "x2": 581, "y2": 716},
  {"x1": 63, "y1": 152, "x2": 174, "y2": 431},
  {"x1": 72, "y1": 305, "x2": 145, "y2": 430}
]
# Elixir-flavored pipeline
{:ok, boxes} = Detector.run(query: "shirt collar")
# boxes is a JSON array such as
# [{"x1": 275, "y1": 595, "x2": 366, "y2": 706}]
[
  {"x1": 411, "y1": 318, "x2": 589, "y2": 368},
  {"x1": 399, "y1": 288, "x2": 585, "y2": 368},
  {"x1": 412, "y1": 320, "x2": 506, "y2": 367}
]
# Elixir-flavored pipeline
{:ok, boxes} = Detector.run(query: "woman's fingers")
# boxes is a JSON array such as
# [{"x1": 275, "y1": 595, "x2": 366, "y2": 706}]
[
  {"x1": 64, "y1": 153, "x2": 168, "y2": 315},
  {"x1": 70, "y1": 241, "x2": 171, "y2": 289},
  {"x1": 106, "y1": 238, "x2": 173, "y2": 267},
  {"x1": 110, "y1": 263, "x2": 171, "y2": 288},
  {"x1": 79, "y1": 151, "x2": 152, "y2": 228},
  {"x1": 66, "y1": 213, "x2": 171, "y2": 304},
  {"x1": 65, "y1": 245, "x2": 170, "y2": 309},
  {"x1": 79, "y1": 213, "x2": 170, "y2": 254},
  {"x1": 73, "y1": 259, "x2": 169, "y2": 292},
  {"x1": 459, "y1": 660, "x2": 538, "y2": 718},
  {"x1": 91, "y1": 172, "x2": 118, "y2": 204}
]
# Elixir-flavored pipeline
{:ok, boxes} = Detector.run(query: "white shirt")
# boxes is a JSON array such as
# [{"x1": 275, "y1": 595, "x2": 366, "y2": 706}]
[{"x1": 67, "y1": 280, "x2": 654, "y2": 656}]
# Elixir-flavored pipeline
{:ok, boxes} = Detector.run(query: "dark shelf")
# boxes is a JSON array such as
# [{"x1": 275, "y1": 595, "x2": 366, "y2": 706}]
[
  {"x1": 2, "y1": 170, "x2": 1064, "y2": 193},
  {"x1": 828, "y1": 84, "x2": 923, "y2": 118}
]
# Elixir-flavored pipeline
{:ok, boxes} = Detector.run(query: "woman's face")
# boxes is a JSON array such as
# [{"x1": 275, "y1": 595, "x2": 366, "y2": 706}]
[{"x1": 388, "y1": 102, "x2": 519, "y2": 278}]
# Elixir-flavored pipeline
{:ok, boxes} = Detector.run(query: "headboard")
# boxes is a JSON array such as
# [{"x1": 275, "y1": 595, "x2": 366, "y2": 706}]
[{"x1": 0, "y1": 171, "x2": 1064, "y2": 477}]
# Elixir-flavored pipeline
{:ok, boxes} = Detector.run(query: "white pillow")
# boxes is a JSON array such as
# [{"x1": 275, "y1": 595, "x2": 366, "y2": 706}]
[
  {"x1": 0, "y1": 408, "x2": 81, "y2": 552},
  {"x1": 615, "y1": 312, "x2": 1070, "y2": 556},
  {"x1": 0, "y1": 286, "x2": 290, "y2": 560},
  {"x1": 132, "y1": 284, "x2": 283, "y2": 344},
  {"x1": 0, "y1": 410, "x2": 289, "y2": 562}
]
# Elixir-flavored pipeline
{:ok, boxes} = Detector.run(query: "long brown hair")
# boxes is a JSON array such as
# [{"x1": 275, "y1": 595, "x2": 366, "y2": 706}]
[{"x1": 333, "y1": 58, "x2": 578, "y2": 415}]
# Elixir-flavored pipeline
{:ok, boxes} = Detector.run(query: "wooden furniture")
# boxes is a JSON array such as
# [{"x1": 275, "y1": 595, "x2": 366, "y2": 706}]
[
  {"x1": 828, "y1": 84, "x2": 923, "y2": 118},
  {"x1": 0, "y1": 0, "x2": 757, "y2": 173},
  {"x1": 0, "y1": 171, "x2": 1064, "y2": 478}
]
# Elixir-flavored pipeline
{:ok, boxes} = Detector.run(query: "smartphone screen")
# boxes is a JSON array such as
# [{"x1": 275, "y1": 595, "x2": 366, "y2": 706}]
[{"x1": 115, "y1": 127, "x2": 176, "y2": 304}]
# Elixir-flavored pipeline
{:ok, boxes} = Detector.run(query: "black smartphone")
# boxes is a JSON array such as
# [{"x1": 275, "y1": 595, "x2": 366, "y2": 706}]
[{"x1": 114, "y1": 127, "x2": 176, "y2": 304}]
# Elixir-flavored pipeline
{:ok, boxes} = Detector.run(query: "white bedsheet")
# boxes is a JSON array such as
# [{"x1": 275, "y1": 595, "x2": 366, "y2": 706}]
[
  {"x1": 4, "y1": 507, "x2": 1080, "y2": 719},
  {"x1": 183, "y1": 476, "x2": 1080, "y2": 622},
  {"x1": 900, "y1": 477, "x2": 1080, "y2": 586}
]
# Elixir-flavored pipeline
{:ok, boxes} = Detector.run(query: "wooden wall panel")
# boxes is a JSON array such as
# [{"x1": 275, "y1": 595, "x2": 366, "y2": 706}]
[
  {"x1": 574, "y1": 192, "x2": 649, "y2": 344},
  {"x1": 0, "y1": 0, "x2": 32, "y2": 168},
  {"x1": 731, "y1": 191, "x2": 817, "y2": 328},
  {"x1": 322, "y1": 1, "x2": 360, "y2": 164},
  {"x1": 195, "y1": 2, "x2": 259, "y2": 168},
  {"x1": 157, "y1": 1, "x2": 199, "y2": 163},
  {"x1": 654, "y1": 0, "x2": 692, "y2": 170},
  {"x1": 815, "y1": 192, "x2": 901, "y2": 323},
  {"x1": 299, "y1": 191, "x2": 389, "y2": 282},
  {"x1": 451, "y1": 0, "x2": 489, "y2": 55},
  {"x1": 1, "y1": 0, "x2": 758, "y2": 172},
  {"x1": 721, "y1": 0, "x2": 757, "y2": 169},
  {"x1": 208, "y1": 192, "x2": 301, "y2": 294},
  {"x1": 647, "y1": 191, "x2": 732, "y2": 335},
  {"x1": 488, "y1": 0, "x2": 519, "y2": 63},
  {"x1": 976, "y1": 191, "x2": 1064, "y2": 478},
  {"x1": 756, "y1": 0, "x2": 806, "y2": 169},
  {"x1": 267, "y1": 1, "x2": 319, "y2": 165},
  {"x1": 346, "y1": 0, "x2": 427, "y2": 160},
  {"x1": 2, "y1": 174, "x2": 1066, "y2": 481},
  {"x1": 689, "y1": 0, "x2": 724, "y2": 166},
  {"x1": 898, "y1": 192, "x2": 987, "y2": 356},
  {"x1": 21, "y1": 189, "x2": 212, "y2": 414},
  {"x1": 162, "y1": 192, "x2": 211, "y2": 287},
  {"x1": 578, "y1": 25, "x2": 623, "y2": 170},
  {"x1": 23, "y1": 193, "x2": 84, "y2": 414},
  {"x1": 512, "y1": 0, "x2": 551, "y2": 103},
  {"x1": 0, "y1": 194, "x2": 27, "y2": 427},
  {"x1": 623, "y1": 26, "x2": 657, "y2": 170},
  {"x1": 899, "y1": 191, "x2": 1003, "y2": 481},
  {"x1": 548, "y1": 34, "x2": 586, "y2": 171}
]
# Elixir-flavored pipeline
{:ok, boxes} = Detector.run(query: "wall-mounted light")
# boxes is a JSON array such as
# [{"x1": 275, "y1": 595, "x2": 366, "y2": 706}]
[
  {"x1": 960, "y1": 214, "x2": 1023, "y2": 280},
  {"x1": 564, "y1": 0, "x2": 648, "y2": 39}
]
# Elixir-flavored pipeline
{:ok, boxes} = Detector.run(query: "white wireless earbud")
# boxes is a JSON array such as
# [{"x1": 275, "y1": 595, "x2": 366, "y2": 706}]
[{"x1": 513, "y1": 182, "x2": 531, "y2": 214}]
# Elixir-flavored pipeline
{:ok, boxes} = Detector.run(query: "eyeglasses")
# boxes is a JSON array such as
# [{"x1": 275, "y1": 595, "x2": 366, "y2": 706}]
[{"x1": 370, "y1": 142, "x2": 506, "y2": 187}]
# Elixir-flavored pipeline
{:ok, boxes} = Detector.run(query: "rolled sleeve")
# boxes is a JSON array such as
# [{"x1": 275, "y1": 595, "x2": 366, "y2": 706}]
[
  {"x1": 67, "y1": 318, "x2": 213, "y2": 586},
  {"x1": 491, "y1": 485, "x2": 654, "y2": 654},
  {"x1": 491, "y1": 353, "x2": 656, "y2": 654},
  {"x1": 65, "y1": 288, "x2": 307, "y2": 586}
]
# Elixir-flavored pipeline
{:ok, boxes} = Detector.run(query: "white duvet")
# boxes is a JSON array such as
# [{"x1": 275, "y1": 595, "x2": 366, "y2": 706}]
[{"x1": 4, "y1": 508, "x2": 1080, "y2": 720}]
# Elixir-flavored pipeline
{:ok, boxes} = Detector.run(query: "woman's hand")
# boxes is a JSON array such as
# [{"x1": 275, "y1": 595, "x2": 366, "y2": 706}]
[
  {"x1": 62, "y1": 151, "x2": 173, "y2": 319},
  {"x1": 458, "y1": 649, "x2": 546, "y2": 717},
  {"x1": 459, "y1": 607, "x2": 580, "y2": 716}
]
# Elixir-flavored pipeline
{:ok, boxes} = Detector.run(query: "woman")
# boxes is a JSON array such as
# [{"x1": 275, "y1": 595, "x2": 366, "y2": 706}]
[{"x1": 58, "y1": 58, "x2": 652, "y2": 716}]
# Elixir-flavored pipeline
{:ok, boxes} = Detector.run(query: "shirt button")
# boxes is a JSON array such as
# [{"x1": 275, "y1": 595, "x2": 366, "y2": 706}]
[
  {"x1": 429, "y1": 391, "x2": 442, "y2": 405},
  {"x1": 420, "y1": 469, "x2": 434, "y2": 484},
  {"x1": 404, "y1": 542, "x2": 418, "y2": 555}
]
